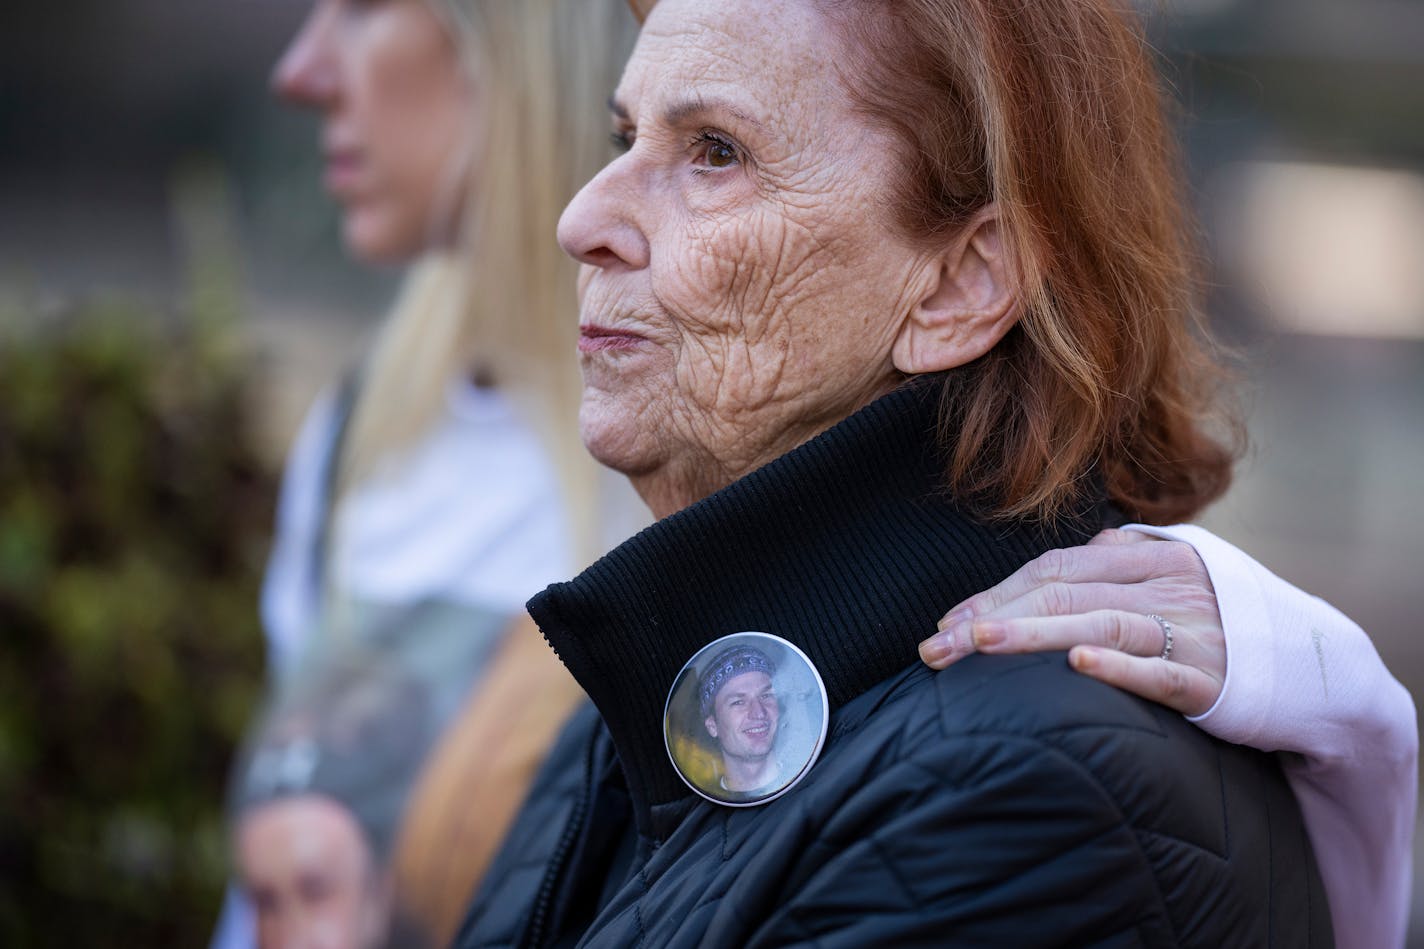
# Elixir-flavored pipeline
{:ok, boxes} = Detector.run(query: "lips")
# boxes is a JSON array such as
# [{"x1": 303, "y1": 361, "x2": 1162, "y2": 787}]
[
  {"x1": 322, "y1": 147, "x2": 363, "y2": 195},
  {"x1": 578, "y1": 324, "x2": 648, "y2": 354}
]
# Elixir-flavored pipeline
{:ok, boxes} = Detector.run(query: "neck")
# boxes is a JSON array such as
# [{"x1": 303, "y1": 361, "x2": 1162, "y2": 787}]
[
  {"x1": 723, "y1": 755, "x2": 776, "y2": 793},
  {"x1": 627, "y1": 399, "x2": 885, "y2": 519},
  {"x1": 628, "y1": 462, "x2": 728, "y2": 521},
  {"x1": 529, "y1": 377, "x2": 1115, "y2": 835}
]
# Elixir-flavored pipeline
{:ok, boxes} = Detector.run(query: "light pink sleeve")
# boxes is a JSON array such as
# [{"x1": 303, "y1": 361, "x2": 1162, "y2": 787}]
[{"x1": 1126, "y1": 523, "x2": 1417, "y2": 949}]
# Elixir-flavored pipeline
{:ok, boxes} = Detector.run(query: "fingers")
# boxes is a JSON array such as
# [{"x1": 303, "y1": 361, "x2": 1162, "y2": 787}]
[
  {"x1": 918, "y1": 623, "x2": 969, "y2": 668},
  {"x1": 1068, "y1": 645, "x2": 1218, "y2": 717},
  {"x1": 919, "y1": 617, "x2": 1224, "y2": 718},
  {"x1": 976, "y1": 611, "x2": 1168, "y2": 656},
  {"x1": 919, "y1": 610, "x2": 1166, "y2": 669},
  {"x1": 970, "y1": 579, "x2": 1212, "y2": 623},
  {"x1": 936, "y1": 531, "x2": 1194, "y2": 628},
  {"x1": 920, "y1": 530, "x2": 1226, "y2": 718}
]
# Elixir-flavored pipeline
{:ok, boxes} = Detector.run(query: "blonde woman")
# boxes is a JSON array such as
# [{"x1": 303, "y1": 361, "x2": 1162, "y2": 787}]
[
  {"x1": 262, "y1": 0, "x2": 639, "y2": 680},
  {"x1": 219, "y1": 2, "x2": 637, "y2": 947}
]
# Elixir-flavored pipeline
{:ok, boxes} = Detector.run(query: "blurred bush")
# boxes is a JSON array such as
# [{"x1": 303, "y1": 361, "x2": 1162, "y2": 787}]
[{"x1": 0, "y1": 302, "x2": 274, "y2": 945}]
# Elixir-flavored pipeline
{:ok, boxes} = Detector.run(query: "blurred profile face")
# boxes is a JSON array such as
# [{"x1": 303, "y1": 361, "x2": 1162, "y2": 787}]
[
  {"x1": 237, "y1": 795, "x2": 391, "y2": 949},
  {"x1": 704, "y1": 670, "x2": 779, "y2": 764},
  {"x1": 272, "y1": 0, "x2": 473, "y2": 263},
  {"x1": 557, "y1": 0, "x2": 934, "y2": 516}
]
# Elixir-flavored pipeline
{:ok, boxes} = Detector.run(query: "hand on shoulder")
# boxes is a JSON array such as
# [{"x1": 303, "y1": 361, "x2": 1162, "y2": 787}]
[{"x1": 918, "y1": 528, "x2": 1227, "y2": 716}]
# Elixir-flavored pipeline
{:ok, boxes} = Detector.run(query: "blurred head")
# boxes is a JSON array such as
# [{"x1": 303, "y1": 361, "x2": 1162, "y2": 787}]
[
  {"x1": 273, "y1": 0, "x2": 473, "y2": 264},
  {"x1": 229, "y1": 656, "x2": 434, "y2": 948},
  {"x1": 561, "y1": 0, "x2": 1237, "y2": 523},
  {"x1": 279, "y1": 0, "x2": 636, "y2": 554},
  {"x1": 237, "y1": 793, "x2": 391, "y2": 949}
]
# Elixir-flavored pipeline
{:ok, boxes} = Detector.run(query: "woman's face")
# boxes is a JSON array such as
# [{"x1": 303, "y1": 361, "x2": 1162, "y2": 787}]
[
  {"x1": 558, "y1": 0, "x2": 938, "y2": 516},
  {"x1": 273, "y1": 0, "x2": 473, "y2": 264}
]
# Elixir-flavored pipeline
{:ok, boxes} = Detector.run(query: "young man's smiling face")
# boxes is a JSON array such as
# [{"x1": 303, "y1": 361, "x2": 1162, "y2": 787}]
[{"x1": 704, "y1": 669, "x2": 779, "y2": 764}]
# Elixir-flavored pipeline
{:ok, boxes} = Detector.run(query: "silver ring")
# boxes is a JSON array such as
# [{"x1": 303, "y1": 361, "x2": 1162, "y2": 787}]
[{"x1": 1146, "y1": 614, "x2": 1173, "y2": 661}]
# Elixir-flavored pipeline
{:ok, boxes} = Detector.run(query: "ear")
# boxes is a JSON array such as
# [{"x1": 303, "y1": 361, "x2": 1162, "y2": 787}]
[
  {"x1": 892, "y1": 204, "x2": 1019, "y2": 374},
  {"x1": 704, "y1": 716, "x2": 718, "y2": 739}
]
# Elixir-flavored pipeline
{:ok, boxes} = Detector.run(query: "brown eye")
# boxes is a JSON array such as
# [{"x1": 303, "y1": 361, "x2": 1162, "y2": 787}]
[
  {"x1": 707, "y1": 141, "x2": 738, "y2": 167},
  {"x1": 695, "y1": 132, "x2": 741, "y2": 170}
]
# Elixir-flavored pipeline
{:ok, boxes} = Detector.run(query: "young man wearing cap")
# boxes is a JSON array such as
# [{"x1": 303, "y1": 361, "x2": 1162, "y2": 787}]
[{"x1": 698, "y1": 646, "x2": 781, "y2": 794}]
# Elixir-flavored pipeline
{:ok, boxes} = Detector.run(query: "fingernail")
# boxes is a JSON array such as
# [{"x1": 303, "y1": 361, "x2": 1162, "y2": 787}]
[
  {"x1": 1069, "y1": 645, "x2": 1098, "y2": 672},
  {"x1": 971, "y1": 621, "x2": 1004, "y2": 649},
  {"x1": 918, "y1": 628, "x2": 957, "y2": 666},
  {"x1": 937, "y1": 608, "x2": 973, "y2": 632}
]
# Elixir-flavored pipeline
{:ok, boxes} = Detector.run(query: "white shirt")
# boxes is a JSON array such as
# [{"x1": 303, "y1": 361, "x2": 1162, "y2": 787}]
[{"x1": 260, "y1": 379, "x2": 573, "y2": 677}]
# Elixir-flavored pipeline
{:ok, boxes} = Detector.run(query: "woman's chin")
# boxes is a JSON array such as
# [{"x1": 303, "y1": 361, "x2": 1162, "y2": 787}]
[
  {"x1": 578, "y1": 410, "x2": 654, "y2": 480},
  {"x1": 341, "y1": 212, "x2": 424, "y2": 267}
]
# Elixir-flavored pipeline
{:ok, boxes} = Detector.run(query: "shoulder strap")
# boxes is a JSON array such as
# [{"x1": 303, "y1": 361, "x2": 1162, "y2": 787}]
[{"x1": 311, "y1": 365, "x2": 363, "y2": 592}]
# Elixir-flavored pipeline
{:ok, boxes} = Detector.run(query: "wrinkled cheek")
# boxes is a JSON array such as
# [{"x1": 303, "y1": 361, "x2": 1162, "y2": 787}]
[
  {"x1": 667, "y1": 215, "x2": 807, "y2": 415},
  {"x1": 668, "y1": 218, "x2": 756, "y2": 332},
  {"x1": 679, "y1": 213, "x2": 809, "y2": 334}
]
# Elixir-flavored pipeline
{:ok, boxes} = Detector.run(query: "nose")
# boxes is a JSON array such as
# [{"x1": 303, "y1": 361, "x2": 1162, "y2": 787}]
[
  {"x1": 748, "y1": 699, "x2": 768, "y2": 721},
  {"x1": 557, "y1": 156, "x2": 651, "y2": 271},
  {"x1": 271, "y1": 0, "x2": 339, "y2": 108}
]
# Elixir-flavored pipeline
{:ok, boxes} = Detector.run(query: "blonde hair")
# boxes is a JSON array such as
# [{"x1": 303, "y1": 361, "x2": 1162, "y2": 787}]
[{"x1": 339, "y1": 0, "x2": 637, "y2": 561}]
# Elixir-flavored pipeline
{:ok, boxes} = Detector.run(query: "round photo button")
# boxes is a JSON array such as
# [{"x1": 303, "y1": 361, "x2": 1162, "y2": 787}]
[{"x1": 663, "y1": 632, "x2": 829, "y2": 807}]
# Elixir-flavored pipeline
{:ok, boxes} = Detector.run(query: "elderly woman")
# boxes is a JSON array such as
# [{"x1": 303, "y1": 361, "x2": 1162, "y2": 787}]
[{"x1": 452, "y1": 0, "x2": 1389, "y2": 945}]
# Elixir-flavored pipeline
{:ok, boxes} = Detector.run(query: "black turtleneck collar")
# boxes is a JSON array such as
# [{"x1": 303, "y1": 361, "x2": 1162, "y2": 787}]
[{"x1": 527, "y1": 378, "x2": 1115, "y2": 829}]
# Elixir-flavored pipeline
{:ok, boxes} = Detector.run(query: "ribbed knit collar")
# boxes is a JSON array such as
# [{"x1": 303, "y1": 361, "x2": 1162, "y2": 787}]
[{"x1": 527, "y1": 378, "x2": 1111, "y2": 828}]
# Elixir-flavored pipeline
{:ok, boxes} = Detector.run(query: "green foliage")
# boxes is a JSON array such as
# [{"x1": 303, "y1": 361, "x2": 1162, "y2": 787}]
[{"x1": 0, "y1": 303, "x2": 274, "y2": 946}]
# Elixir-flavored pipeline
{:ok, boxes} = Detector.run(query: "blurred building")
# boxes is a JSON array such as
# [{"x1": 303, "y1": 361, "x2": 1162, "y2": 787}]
[{"x1": 1147, "y1": 4, "x2": 1424, "y2": 938}]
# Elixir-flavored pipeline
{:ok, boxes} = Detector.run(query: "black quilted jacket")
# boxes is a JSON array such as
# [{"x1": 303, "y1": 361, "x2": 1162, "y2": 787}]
[{"x1": 455, "y1": 381, "x2": 1331, "y2": 948}]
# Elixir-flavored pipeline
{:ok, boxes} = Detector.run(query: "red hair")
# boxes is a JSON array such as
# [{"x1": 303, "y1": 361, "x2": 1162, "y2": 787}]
[{"x1": 823, "y1": 0, "x2": 1242, "y2": 523}]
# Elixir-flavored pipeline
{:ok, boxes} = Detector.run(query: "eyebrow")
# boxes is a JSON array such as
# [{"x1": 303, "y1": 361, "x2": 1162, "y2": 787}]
[
  {"x1": 725, "y1": 686, "x2": 776, "y2": 699},
  {"x1": 608, "y1": 94, "x2": 767, "y2": 134}
]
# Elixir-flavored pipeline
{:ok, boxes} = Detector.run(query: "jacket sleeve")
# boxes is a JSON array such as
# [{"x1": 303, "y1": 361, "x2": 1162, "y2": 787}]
[
  {"x1": 745, "y1": 732, "x2": 1172, "y2": 947},
  {"x1": 729, "y1": 654, "x2": 1328, "y2": 948},
  {"x1": 1126, "y1": 523, "x2": 1416, "y2": 949}
]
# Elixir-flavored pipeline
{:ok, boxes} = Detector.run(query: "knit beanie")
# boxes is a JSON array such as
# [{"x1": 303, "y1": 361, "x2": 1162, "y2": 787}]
[{"x1": 698, "y1": 645, "x2": 777, "y2": 718}]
